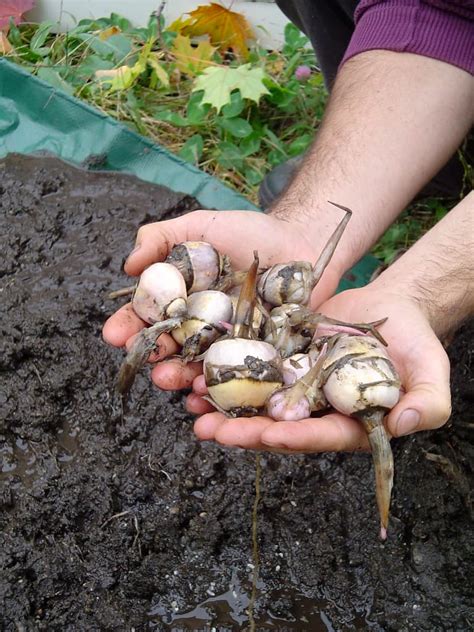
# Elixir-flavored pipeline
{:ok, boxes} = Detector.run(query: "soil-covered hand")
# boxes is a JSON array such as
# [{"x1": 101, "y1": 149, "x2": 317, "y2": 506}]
[
  {"x1": 102, "y1": 209, "x2": 344, "y2": 390},
  {"x1": 190, "y1": 286, "x2": 451, "y2": 453}
]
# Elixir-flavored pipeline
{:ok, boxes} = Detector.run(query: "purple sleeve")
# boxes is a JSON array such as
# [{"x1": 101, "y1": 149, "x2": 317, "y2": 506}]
[{"x1": 341, "y1": 0, "x2": 474, "y2": 75}]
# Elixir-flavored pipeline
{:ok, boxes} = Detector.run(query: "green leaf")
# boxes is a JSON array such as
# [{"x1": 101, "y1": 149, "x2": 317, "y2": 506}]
[
  {"x1": 239, "y1": 133, "x2": 261, "y2": 157},
  {"x1": 153, "y1": 109, "x2": 189, "y2": 127},
  {"x1": 109, "y1": 13, "x2": 133, "y2": 31},
  {"x1": 288, "y1": 133, "x2": 313, "y2": 156},
  {"x1": 30, "y1": 22, "x2": 54, "y2": 55},
  {"x1": 186, "y1": 91, "x2": 210, "y2": 124},
  {"x1": 244, "y1": 167, "x2": 263, "y2": 186},
  {"x1": 283, "y1": 23, "x2": 308, "y2": 55},
  {"x1": 192, "y1": 64, "x2": 270, "y2": 113},
  {"x1": 68, "y1": 22, "x2": 99, "y2": 36},
  {"x1": 216, "y1": 141, "x2": 244, "y2": 170},
  {"x1": 7, "y1": 19, "x2": 22, "y2": 47},
  {"x1": 221, "y1": 91, "x2": 244, "y2": 118},
  {"x1": 264, "y1": 127, "x2": 287, "y2": 156},
  {"x1": 267, "y1": 149, "x2": 287, "y2": 167},
  {"x1": 179, "y1": 134, "x2": 204, "y2": 164},
  {"x1": 36, "y1": 68, "x2": 74, "y2": 95},
  {"x1": 79, "y1": 33, "x2": 132, "y2": 63},
  {"x1": 75, "y1": 55, "x2": 114, "y2": 79},
  {"x1": 217, "y1": 116, "x2": 253, "y2": 139},
  {"x1": 266, "y1": 84, "x2": 296, "y2": 108}
]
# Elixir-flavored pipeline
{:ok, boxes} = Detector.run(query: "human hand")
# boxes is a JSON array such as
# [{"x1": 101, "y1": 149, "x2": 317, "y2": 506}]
[
  {"x1": 190, "y1": 285, "x2": 451, "y2": 453},
  {"x1": 103, "y1": 208, "x2": 346, "y2": 390}
]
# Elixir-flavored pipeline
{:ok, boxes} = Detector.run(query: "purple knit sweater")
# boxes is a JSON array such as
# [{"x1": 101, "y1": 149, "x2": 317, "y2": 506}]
[{"x1": 342, "y1": 0, "x2": 474, "y2": 74}]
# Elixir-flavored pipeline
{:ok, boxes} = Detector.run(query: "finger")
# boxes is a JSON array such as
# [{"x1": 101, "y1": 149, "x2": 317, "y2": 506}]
[
  {"x1": 124, "y1": 210, "x2": 217, "y2": 276},
  {"x1": 214, "y1": 416, "x2": 276, "y2": 449},
  {"x1": 194, "y1": 413, "x2": 275, "y2": 450},
  {"x1": 194, "y1": 413, "x2": 319, "y2": 454},
  {"x1": 192, "y1": 374, "x2": 208, "y2": 395},
  {"x1": 260, "y1": 414, "x2": 371, "y2": 452},
  {"x1": 125, "y1": 332, "x2": 180, "y2": 362},
  {"x1": 186, "y1": 393, "x2": 215, "y2": 415},
  {"x1": 102, "y1": 303, "x2": 146, "y2": 347},
  {"x1": 151, "y1": 360, "x2": 202, "y2": 390},
  {"x1": 387, "y1": 339, "x2": 451, "y2": 437},
  {"x1": 194, "y1": 412, "x2": 227, "y2": 440}
]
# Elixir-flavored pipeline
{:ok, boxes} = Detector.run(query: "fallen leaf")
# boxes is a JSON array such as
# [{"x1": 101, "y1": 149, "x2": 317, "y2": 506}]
[
  {"x1": 95, "y1": 41, "x2": 170, "y2": 92},
  {"x1": 148, "y1": 52, "x2": 170, "y2": 88},
  {"x1": 171, "y1": 33, "x2": 216, "y2": 77},
  {"x1": 181, "y1": 3, "x2": 253, "y2": 59},
  {"x1": 98, "y1": 25, "x2": 121, "y2": 41},
  {"x1": 0, "y1": 0, "x2": 35, "y2": 30},
  {"x1": 0, "y1": 30, "x2": 12, "y2": 53},
  {"x1": 167, "y1": 16, "x2": 194, "y2": 34},
  {"x1": 95, "y1": 66, "x2": 136, "y2": 91},
  {"x1": 193, "y1": 64, "x2": 269, "y2": 112}
]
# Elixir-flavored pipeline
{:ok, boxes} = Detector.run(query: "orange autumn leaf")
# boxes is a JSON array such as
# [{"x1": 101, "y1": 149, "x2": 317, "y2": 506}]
[{"x1": 180, "y1": 3, "x2": 254, "y2": 60}]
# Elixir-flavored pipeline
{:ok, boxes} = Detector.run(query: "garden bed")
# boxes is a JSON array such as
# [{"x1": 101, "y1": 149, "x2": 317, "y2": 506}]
[{"x1": 1, "y1": 154, "x2": 472, "y2": 631}]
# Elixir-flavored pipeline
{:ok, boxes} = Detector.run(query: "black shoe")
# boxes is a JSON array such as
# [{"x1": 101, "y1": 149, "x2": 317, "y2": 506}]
[
  {"x1": 258, "y1": 154, "x2": 305, "y2": 210},
  {"x1": 258, "y1": 149, "x2": 469, "y2": 211}
]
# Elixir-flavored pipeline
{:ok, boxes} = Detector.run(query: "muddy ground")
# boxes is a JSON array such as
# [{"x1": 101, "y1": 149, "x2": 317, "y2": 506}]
[{"x1": 1, "y1": 153, "x2": 473, "y2": 631}]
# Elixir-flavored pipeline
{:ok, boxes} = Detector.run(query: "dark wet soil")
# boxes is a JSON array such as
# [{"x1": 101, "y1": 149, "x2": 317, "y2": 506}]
[{"x1": 1, "y1": 153, "x2": 473, "y2": 632}]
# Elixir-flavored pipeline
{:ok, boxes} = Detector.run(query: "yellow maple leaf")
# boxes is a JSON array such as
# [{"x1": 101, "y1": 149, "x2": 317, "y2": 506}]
[
  {"x1": 167, "y1": 16, "x2": 194, "y2": 34},
  {"x1": 171, "y1": 34, "x2": 216, "y2": 77},
  {"x1": 181, "y1": 3, "x2": 254, "y2": 60}
]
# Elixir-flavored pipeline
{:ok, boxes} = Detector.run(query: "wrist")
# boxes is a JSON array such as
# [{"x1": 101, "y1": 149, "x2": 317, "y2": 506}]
[
  {"x1": 268, "y1": 201, "x2": 360, "y2": 284},
  {"x1": 370, "y1": 265, "x2": 471, "y2": 340}
]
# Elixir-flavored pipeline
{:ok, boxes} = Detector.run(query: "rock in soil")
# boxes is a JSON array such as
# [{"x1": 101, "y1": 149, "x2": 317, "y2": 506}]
[{"x1": 0, "y1": 154, "x2": 473, "y2": 631}]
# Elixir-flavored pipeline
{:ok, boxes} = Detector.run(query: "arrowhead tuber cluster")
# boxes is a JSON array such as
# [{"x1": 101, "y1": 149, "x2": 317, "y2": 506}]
[{"x1": 110, "y1": 202, "x2": 401, "y2": 539}]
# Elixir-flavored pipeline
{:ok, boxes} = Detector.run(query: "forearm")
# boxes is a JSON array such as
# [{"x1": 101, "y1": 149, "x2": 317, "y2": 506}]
[
  {"x1": 270, "y1": 50, "x2": 473, "y2": 277},
  {"x1": 371, "y1": 192, "x2": 474, "y2": 337}
]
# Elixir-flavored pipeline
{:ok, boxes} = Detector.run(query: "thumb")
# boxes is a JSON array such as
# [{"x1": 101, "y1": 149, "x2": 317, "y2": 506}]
[
  {"x1": 124, "y1": 210, "x2": 216, "y2": 276},
  {"x1": 387, "y1": 337, "x2": 451, "y2": 437}
]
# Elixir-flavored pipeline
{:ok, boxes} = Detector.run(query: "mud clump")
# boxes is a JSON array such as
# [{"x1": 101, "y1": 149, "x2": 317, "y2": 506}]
[{"x1": 1, "y1": 154, "x2": 473, "y2": 631}]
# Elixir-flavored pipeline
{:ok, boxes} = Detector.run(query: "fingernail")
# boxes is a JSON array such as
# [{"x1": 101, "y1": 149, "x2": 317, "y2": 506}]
[
  {"x1": 127, "y1": 244, "x2": 141, "y2": 261},
  {"x1": 396, "y1": 409, "x2": 421, "y2": 436},
  {"x1": 261, "y1": 439, "x2": 288, "y2": 449}
]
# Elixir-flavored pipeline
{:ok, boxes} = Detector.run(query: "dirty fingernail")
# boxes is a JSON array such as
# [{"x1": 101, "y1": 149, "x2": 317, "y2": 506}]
[{"x1": 396, "y1": 409, "x2": 420, "y2": 436}]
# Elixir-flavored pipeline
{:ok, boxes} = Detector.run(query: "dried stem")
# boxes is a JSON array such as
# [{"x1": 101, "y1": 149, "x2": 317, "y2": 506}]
[{"x1": 357, "y1": 409, "x2": 394, "y2": 540}]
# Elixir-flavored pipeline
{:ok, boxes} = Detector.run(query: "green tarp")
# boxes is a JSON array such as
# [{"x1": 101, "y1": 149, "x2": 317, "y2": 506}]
[{"x1": 0, "y1": 58, "x2": 379, "y2": 289}]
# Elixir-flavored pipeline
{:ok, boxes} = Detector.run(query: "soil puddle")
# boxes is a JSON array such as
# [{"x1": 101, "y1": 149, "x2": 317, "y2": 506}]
[
  {"x1": 149, "y1": 578, "x2": 337, "y2": 631},
  {"x1": 1, "y1": 153, "x2": 472, "y2": 631}
]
